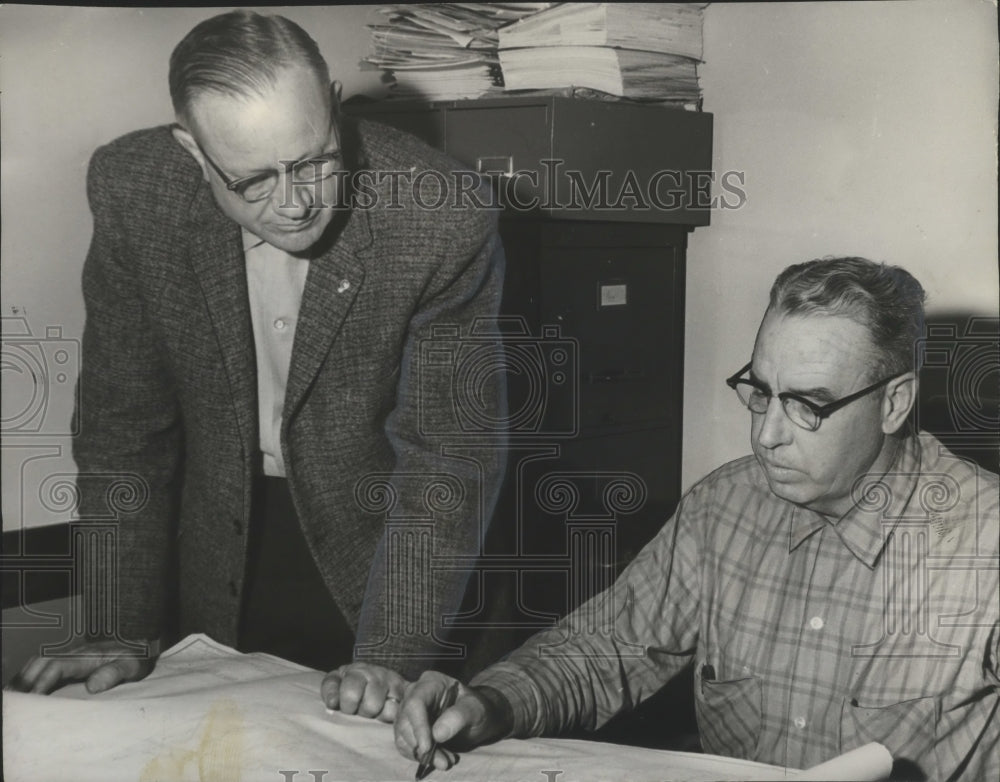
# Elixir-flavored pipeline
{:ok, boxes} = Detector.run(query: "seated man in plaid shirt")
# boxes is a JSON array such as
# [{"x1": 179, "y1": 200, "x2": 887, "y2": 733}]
[{"x1": 326, "y1": 257, "x2": 999, "y2": 781}]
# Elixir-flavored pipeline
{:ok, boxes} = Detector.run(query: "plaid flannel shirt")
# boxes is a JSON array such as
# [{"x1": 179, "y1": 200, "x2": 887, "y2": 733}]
[{"x1": 472, "y1": 431, "x2": 1000, "y2": 779}]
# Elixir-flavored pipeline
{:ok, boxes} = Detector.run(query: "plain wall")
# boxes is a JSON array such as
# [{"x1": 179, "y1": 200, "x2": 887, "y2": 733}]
[
  {"x1": 685, "y1": 0, "x2": 998, "y2": 488},
  {"x1": 1, "y1": 2, "x2": 997, "y2": 531}
]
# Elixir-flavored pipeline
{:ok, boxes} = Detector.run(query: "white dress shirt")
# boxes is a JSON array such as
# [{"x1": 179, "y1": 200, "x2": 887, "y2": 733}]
[{"x1": 243, "y1": 229, "x2": 310, "y2": 477}]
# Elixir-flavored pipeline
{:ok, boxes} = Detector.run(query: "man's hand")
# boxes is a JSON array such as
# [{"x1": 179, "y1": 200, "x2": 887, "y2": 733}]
[
  {"x1": 394, "y1": 671, "x2": 514, "y2": 773},
  {"x1": 7, "y1": 639, "x2": 157, "y2": 695},
  {"x1": 320, "y1": 662, "x2": 408, "y2": 723}
]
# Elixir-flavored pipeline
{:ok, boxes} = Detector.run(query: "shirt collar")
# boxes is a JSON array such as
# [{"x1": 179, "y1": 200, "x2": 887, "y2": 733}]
[
  {"x1": 787, "y1": 506, "x2": 827, "y2": 553},
  {"x1": 788, "y1": 433, "x2": 922, "y2": 568},
  {"x1": 241, "y1": 229, "x2": 267, "y2": 254}
]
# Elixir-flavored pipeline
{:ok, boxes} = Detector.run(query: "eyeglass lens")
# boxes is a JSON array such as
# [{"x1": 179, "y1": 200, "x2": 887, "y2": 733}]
[
  {"x1": 236, "y1": 156, "x2": 341, "y2": 203},
  {"x1": 734, "y1": 383, "x2": 819, "y2": 430}
]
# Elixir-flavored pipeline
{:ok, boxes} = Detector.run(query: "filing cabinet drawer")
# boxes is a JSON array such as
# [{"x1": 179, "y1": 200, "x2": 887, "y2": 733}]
[
  {"x1": 445, "y1": 103, "x2": 551, "y2": 211},
  {"x1": 346, "y1": 96, "x2": 712, "y2": 224},
  {"x1": 539, "y1": 246, "x2": 683, "y2": 428}
]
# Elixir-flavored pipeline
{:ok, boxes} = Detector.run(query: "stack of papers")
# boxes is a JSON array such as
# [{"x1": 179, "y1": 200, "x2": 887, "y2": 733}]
[
  {"x1": 498, "y1": 2, "x2": 706, "y2": 59},
  {"x1": 497, "y1": 3, "x2": 706, "y2": 104},
  {"x1": 362, "y1": 3, "x2": 553, "y2": 100},
  {"x1": 499, "y1": 46, "x2": 701, "y2": 101}
]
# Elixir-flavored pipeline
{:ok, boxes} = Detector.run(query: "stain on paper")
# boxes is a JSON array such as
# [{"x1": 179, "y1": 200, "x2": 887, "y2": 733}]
[{"x1": 140, "y1": 698, "x2": 244, "y2": 782}]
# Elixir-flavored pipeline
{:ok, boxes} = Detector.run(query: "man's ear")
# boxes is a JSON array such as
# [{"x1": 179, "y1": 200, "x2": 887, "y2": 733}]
[
  {"x1": 330, "y1": 80, "x2": 344, "y2": 116},
  {"x1": 881, "y1": 371, "x2": 917, "y2": 435},
  {"x1": 171, "y1": 124, "x2": 210, "y2": 182}
]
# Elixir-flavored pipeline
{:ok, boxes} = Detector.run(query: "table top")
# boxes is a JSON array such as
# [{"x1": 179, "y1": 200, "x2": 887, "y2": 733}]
[{"x1": 3, "y1": 633, "x2": 801, "y2": 782}]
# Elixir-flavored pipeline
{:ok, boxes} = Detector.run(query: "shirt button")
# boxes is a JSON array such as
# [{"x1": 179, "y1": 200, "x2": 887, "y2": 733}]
[
  {"x1": 273, "y1": 318, "x2": 287, "y2": 330},
  {"x1": 809, "y1": 616, "x2": 824, "y2": 630},
  {"x1": 794, "y1": 716, "x2": 807, "y2": 729}
]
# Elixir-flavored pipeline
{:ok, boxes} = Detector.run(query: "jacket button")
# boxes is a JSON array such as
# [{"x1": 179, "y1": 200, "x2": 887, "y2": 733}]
[
  {"x1": 232, "y1": 518, "x2": 243, "y2": 535},
  {"x1": 228, "y1": 580, "x2": 238, "y2": 597}
]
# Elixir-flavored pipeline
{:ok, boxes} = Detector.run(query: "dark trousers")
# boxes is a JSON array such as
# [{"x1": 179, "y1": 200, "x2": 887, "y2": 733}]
[{"x1": 238, "y1": 477, "x2": 355, "y2": 671}]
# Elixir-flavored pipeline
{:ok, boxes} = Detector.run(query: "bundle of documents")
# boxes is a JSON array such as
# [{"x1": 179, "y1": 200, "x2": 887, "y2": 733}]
[
  {"x1": 499, "y1": 46, "x2": 701, "y2": 101},
  {"x1": 497, "y1": 2, "x2": 706, "y2": 103},
  {"x1": 498, "y1": 2, "x2": 706, "y2": 60},
  {"x1": 362, "y1": 3, "x2": 554, "y2": 100}
]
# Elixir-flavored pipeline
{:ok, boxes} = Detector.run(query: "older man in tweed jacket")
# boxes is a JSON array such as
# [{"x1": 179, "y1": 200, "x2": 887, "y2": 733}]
[{"x1": 15, "y1": 11, "x2": 506, "y2": 700}]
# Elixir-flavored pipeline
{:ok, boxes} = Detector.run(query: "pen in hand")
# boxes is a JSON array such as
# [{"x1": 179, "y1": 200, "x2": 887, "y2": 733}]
[
  {"x1": 415, "y1": 739, "x2": 437, "y2": 781},
  {"x1": 415, "y1": 737, "x2": 460, "y2": 779},
  {"x1": 400, "y1": 673, "x2": 469, "y2": 779}
]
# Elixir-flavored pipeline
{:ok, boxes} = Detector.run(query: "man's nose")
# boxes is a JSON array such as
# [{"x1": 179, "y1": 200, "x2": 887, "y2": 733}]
[
  {"x1": 272, "y1": 177, "x2": 316, "y2": 218},
  {"x1": 755, "y1": 397, "x2": 793, "y2": 449}
]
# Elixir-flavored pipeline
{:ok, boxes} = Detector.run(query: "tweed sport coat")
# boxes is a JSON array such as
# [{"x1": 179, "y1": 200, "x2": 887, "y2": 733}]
[{"x1": 73, "y1": 117, "x2": 507, "y2": 677}]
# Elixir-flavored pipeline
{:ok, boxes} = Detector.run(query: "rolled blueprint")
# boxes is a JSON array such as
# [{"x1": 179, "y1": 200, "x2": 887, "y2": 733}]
[{"x1": 791, "y1": 742, "x2": 893, "y2": 781}]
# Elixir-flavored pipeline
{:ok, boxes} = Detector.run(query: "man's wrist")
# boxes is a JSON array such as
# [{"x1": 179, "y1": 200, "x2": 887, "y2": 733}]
[{"x1": 471, "y1": 684, "x2": 516, "y2": 740}]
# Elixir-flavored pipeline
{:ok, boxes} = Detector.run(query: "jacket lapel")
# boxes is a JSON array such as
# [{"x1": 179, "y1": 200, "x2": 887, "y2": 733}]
[
  {"x1": 184, "y1": 185, "x2": 259, "y2": 459},
  {"x1": 283, "y1": 208, "x2": 373, "y2": 424}
]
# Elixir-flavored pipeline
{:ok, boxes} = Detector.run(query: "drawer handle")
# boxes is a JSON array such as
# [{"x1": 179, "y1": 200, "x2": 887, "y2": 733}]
[{"x1": 476, "y1": 155, "x2": 514, "y2": 176}]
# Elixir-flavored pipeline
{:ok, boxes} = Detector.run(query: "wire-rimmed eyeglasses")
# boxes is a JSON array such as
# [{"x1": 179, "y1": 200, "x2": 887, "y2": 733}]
[
  {"x1": 199, "y1": 144, "x2": 343, "y2": 204},
  {"x1": 183, "y1": 92, "x2": 344, "y2": 204}
]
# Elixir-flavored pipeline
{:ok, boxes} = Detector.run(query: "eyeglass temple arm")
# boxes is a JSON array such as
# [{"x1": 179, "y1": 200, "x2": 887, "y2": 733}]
[{"x1": 725, "y1": 362, "x2": 754, "y2": 388}]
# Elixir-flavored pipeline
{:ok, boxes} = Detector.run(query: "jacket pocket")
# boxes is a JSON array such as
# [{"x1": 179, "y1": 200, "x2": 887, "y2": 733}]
[
  {"x1": 841, "y1": 695, "x2": 938, "y2": 780},
  {"x1": 696, "y1": 668, "x2": 763, "y2": 758}
]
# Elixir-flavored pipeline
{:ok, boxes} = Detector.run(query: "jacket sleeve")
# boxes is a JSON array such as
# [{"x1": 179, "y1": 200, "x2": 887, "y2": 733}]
[
  {"x1": 71, "y1": 148, "x2": 183, "y2": 645},
  {"x1": 354, "y1": 203, "x2": 508, "y2": 679}
]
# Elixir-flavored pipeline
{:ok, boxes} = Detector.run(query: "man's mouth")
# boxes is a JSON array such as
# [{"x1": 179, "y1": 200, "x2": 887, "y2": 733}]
[
  {"x1": 272, "y1": 213, "x2": 319, "y2": 233},
  {"x1": 762, "y1": 459, "x2": 801, "y2": 477}
]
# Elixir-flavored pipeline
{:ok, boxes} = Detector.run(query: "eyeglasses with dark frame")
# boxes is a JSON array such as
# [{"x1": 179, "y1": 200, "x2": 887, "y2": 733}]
[
  {"x1": 185, "y1": 97, "x2": 344, "y2": 204},
  {"x1": 725, "y1": 362, "x2": 902, "y2": 431}
]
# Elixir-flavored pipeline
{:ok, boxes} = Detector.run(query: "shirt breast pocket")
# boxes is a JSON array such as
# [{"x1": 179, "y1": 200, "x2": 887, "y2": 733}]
[
  {"x1": 696, "y1": 668, "x2": 763, "y2": 759},
  {"x1": 841, "y1": 695, "x2": 938, "y2": 779}
]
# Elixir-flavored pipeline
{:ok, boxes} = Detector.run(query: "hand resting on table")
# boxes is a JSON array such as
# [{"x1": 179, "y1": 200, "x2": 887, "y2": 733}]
[
  {"x1": 6, "y1": 639, "x2": 157, "y2": 695},
  {"x1": 321, "y1": 661, "x2": 409, "y2": 723}
]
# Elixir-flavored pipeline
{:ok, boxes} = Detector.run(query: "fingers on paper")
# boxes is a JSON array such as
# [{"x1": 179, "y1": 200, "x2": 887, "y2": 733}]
[
  {"x1": 9, "y1": 644, "x2": 150, "y2": 695},
  {"x1": 395, "y1": 678, "x2": 439, "y2": 760},
  {"x1": 86, "y1": 658, "x2": 140, "y2": 693},
  {"x1": 12, "y1": 655, "x2": 73, "y2": 694},
  {"x1": 321, "y1": 663, "x2": 405, "y2": 721}
]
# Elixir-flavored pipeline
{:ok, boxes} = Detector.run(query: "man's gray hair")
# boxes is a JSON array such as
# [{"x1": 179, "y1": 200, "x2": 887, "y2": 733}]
[
  {"x1": 169, "y1": 10, "x2": 330, "y2": 124},
  {"x1": 769, "y1": 256, "x2": 926, "y2": 378}
]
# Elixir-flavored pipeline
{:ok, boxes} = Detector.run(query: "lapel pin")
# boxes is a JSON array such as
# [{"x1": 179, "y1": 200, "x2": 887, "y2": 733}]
[{"x1": 337, "y1": 279, "x2": 351, "y2": 293}]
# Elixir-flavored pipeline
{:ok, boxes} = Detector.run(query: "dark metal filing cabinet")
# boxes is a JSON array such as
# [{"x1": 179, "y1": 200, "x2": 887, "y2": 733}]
[
  {"x1": 346, "y1": 97, "x2": 712, "y2": 681},
  {"x1": 349, "y1": 95, "x2": 713, "y2": 224}
]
